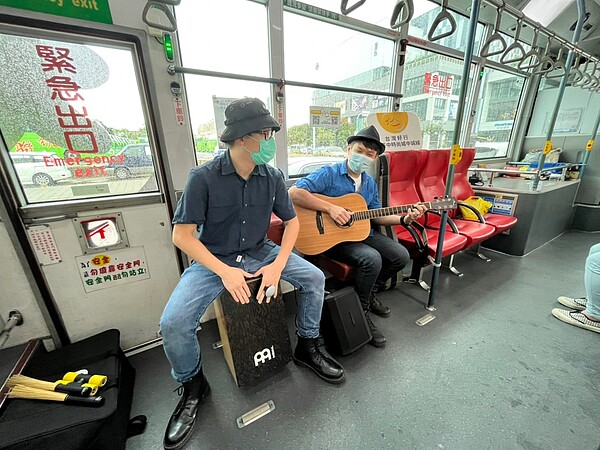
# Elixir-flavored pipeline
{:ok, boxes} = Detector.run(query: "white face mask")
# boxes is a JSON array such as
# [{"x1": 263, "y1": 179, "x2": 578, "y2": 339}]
[{"x1": 348, "y1": 152, "x2": 373, "y2": 174}]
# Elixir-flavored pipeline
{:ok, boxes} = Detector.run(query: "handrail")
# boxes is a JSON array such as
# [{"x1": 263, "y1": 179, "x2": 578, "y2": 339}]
[
  {"x1": 499, "y1": 18, "x2": 526, "y2": 64},
  {"x1": 546, "y1": 46, "x2": 566, "y2": 79},
  {"x1": 390, "y1": 0, "x2": 414, "y2": 29},
  {"x1": 427, "y1": 0, "x2": 457, "y2": 42},
  {"x1": 142, "y1": 1, "x2": 177, "y2": 32},
  {"x1": 152, "y1": 0, "x2": 180, "y2": 4},
  {"x1": 518, "y1": 26, "x2": 542, "y2": 70},
  {"x1": 480, "y1": 1, "x2": 507, "y2": 57},
  {"x1": 533, "y1": 36, "x2": 555, "y2": 74},
  {"x1": 340, "y1": 0, "x2": 366, "y2": 15}
]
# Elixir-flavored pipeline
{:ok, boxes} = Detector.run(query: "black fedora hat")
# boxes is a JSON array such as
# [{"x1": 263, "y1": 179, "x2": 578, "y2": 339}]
[
  {"x1": 220, "y1": 98, "x2": 281, "y2": 142},
  {"x1": 347, "y1": 125, "x2": 385, "y2": 154}
]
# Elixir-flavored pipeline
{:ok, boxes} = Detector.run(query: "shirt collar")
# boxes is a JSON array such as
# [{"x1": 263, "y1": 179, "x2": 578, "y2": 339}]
[{"x1": 220, "y1": 149, "x2": 267, "y2": 177}]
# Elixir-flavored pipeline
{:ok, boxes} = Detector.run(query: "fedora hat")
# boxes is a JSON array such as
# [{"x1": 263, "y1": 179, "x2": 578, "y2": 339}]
[
  {"x1": 220, "y1": 98, "x2": 281, "y2": 142},
  {"x1": 347, "y1": 125, "x2": 385, "y2": 154}
]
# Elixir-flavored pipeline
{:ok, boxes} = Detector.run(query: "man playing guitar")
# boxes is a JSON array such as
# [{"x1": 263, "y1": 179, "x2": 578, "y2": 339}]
[{"x1": 289, "y1": 126, "x2": 426, "y2": 348}]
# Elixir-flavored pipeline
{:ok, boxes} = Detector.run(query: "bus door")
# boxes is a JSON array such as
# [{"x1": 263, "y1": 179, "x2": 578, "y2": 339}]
[{"x1": 0, "y1": 13, "x2": 183, "y2": 350}]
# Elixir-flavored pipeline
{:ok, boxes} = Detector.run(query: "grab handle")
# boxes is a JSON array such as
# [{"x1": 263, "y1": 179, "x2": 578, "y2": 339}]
[
  {"x1": 533, "y1": 36, "x2": 555, "y2": 74},
  {"x1": 547, "y1": 46, "x2": 566, "y2": 79},
  {"x1": 518, "y1": 27, "x2": 542, "y2": 70},
  {"x1": 427, "y1": 0, "x2": 456, "y2": 42},
  {"x1": 500, "y1": 18, "x2": 526, "y2": 64},
  {"x1": 340, "y1": 0, "x2": 366, "y2": 15},
  {"x1": 390, "y1": 0, "x2": 414, "y2": 29},
  {"x1": 142, "y1": 1, "x2": 177, "y2": 32},
  {"x1": 480, "y1": 1, "x2": 506, "y2": 57}
]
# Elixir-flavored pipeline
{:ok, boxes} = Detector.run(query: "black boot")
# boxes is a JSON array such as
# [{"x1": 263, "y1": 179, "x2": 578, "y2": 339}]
[
  {"x1": 163, "y1": 370, "x2": 210, "y2": 450},
  {"x1": 369, "y1": 293, "x2": 390, "y2": 317},
  {"x1": 366, "y1": 313, "x2": 386, "y2": 347},
  {"x1": 293, "y1": 336, "x2": 345, "y2": 384}
]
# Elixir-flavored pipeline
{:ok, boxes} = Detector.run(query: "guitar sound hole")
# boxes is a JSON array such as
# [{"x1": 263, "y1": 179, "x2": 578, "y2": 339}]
[{"x1": 338, "y1": 217, "x2": 353, "y2": 228}]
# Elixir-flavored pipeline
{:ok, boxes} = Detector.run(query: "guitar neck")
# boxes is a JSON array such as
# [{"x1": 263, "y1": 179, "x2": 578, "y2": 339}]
[{"x1": 352, "y1": 202, "x2": 433, "y2": 221}]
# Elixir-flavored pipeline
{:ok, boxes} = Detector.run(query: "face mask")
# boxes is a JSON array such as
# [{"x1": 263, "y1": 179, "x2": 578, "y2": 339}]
[
  {"x1": 348, "y1": 152, "x2": 373, "y2": 174},
  {"x1": 244, "y1": 136, "x2": 277, "y2": 165}
]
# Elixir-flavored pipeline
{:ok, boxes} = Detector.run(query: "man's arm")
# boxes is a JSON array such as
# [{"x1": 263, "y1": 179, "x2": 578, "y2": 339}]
[
  {"x1": 172, "y1": 224, "x2": 253, "y2": 303},
  {"x1": 289, "y1": 186, "x2": 351, "y2": 226}
]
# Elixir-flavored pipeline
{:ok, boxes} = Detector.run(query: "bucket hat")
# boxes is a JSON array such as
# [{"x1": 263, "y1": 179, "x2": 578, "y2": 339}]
[
  {"x1": 220, "y1": 98, "x2": 281, "y2": 142},
  {"x1": 347, "y1": 125, "x2": 386, "y2": 154}
]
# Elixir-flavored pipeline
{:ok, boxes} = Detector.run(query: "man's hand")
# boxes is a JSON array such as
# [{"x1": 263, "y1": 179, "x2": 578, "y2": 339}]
[
  {"x1": 328, "y1": 204, "x2": 352, "y2": 226},
  {"x1": 404, "y1": 203, "x2": 428, "y2": 224},
  {"x1": 220, "y1": 267, "x2": 254, "y2": 304},
  {"x1": 252, "y1": 262, "x2": 284, "y2": 304}
]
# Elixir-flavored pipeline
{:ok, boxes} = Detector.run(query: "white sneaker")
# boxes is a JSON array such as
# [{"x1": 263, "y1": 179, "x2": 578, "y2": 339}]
[
  {"x1": 552, "y1": 308, "x2": 600, "y2": 334},
  {"x1": 557, "y1": 296, "x2": 586, "y2": 311}
]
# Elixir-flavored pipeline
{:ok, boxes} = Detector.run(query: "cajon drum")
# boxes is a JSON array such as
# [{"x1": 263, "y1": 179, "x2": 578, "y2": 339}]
[{"x1": 214, "y1": 278, "x2": 292, "y2": 388}]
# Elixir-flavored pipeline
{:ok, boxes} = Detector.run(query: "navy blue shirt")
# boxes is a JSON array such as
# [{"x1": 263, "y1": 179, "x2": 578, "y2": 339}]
[
  {"x1": 173, "y1": 151, "x2": 296, "y2": 265},
  {"x1": 295, "y1": 161, "x2": 382, "y2": 209}
]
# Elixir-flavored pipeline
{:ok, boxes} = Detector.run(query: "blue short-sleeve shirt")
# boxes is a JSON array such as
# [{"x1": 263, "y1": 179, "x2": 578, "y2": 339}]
[
  {"x1": 173, "y1": 151, "x2": 296, "y2": 265},
  {"x1": 294, "y1": 161, "x2": 381, "y2": 210}
]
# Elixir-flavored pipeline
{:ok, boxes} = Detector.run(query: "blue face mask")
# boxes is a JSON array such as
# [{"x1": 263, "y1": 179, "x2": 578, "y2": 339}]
[
  {"x1": 348, "y1": 152, "x2": 373, "y2": 174},
  {"x1": 245, "y1": 136, "x2": 277, "y2": 165}
]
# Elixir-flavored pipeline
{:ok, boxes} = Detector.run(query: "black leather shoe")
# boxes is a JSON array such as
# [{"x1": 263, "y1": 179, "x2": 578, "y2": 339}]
[
  {"x1": 293, "y1": 336, "x2": 345, "y2": 384},
  {"x1": 366, "y1": 314, "x2": 386, "y2": 347},
  {"x1": 163, "y1": 370, "x2": 210, "y2": 450},
  {"x1": 369, "y1": 294, "x2": 390, "y2": 317}
]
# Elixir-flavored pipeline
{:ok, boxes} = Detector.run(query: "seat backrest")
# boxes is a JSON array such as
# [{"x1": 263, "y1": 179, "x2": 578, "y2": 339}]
[
  {"x1": 452, "y1": 147, "x2": 475, "y2": 201},
  {"x1": 417, "y1": 149, "x2": 449, "y2": 201},
  {"x1": 386, "y1": 150, "x2": 425, "y2": 206}
]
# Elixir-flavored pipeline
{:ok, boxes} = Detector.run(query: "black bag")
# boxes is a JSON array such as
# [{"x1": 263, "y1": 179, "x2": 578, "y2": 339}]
[
  {"x1": 320, "y1": 287, "x2": 372, "y2": 356},
  {"x1": 0, "y1": 329, "x2": 144, "y2": 449}
]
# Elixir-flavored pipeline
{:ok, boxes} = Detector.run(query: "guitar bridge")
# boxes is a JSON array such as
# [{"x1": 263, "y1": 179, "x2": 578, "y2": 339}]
[{"x1": 316, "y1": 211, "x2": 325, "y2": 235}]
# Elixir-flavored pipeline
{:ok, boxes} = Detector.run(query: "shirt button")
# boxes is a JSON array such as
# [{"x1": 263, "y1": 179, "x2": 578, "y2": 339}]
[
  {"x1": 244, "y1": 203, "x2": 248, "y2": 207},
  {"x1": 242, "y1": 238, "x2": 245, "y2": 241},
  {"x1": 242, "y1": 221, "x2": 246, "y2": 224}
]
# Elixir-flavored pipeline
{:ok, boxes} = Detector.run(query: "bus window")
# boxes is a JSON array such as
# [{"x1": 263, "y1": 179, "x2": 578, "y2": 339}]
[{"x1": 0, "y1": 32, "x2": 157, "y2": 203}]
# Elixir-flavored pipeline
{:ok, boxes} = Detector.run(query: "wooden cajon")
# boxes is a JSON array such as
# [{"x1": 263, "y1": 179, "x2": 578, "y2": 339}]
[{"x1": 214, "y1": 278, "x2": 292, "y2": 388}]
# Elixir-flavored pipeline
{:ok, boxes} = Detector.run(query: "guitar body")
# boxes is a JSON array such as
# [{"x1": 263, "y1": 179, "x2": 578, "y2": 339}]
[{"x1": 294, "y1": 193, "x2": 371, "y2": 255}]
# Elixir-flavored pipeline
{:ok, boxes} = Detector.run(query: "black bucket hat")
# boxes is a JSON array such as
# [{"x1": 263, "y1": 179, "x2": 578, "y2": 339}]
[
  {"x1": 220, "y1": 98, "x2": 281, "y2": 142},
  {"x1": 347, "y1": 125, "x2": 386, "y2": 154}
]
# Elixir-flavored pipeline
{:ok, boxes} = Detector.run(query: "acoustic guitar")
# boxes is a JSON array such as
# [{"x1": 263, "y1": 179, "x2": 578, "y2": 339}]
[{"x1": 294, "y1": 193, "x2": 456, "y2": 255}]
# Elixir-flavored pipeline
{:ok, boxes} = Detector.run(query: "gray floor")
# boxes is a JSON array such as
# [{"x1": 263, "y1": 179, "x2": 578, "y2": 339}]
[{"x1": 126, "y1": 230, "x2": 600, "y2": 450}]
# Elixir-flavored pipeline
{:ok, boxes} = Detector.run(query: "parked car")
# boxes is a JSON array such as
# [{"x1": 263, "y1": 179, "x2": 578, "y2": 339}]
[
  {"x1": 10, "y1": 151, "x2": 72, "y2": 186},
  {"x1": 288, "y1": 156, "x2": 345, "y2": 177},
  {"x1": 106, "y1": 144, "x2": 154, "y2": 179}
]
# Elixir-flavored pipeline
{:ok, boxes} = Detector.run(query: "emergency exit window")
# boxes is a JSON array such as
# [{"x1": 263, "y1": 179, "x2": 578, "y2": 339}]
[{"x1": 0, "y1": 31, "x2": 159, "y2": 205}]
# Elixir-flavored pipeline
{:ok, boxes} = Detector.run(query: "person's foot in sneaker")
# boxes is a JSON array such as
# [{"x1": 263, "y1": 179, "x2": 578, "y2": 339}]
[
  {"x1": 552, "y1": 308, "x2": 600, "y2": 334},
  {"x1": 557, "y1": 296, "x2": 586, "y2": 311}
]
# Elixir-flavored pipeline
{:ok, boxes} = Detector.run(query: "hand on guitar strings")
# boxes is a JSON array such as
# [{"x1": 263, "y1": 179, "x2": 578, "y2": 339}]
[{"x1": 328, "y1": 203, "x2": 353, "y2": 226}]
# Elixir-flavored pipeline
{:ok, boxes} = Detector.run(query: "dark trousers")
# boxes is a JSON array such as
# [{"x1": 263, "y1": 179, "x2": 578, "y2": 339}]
[{"x1": 325, "y1": 231, "x2": 410, "y2": 311}]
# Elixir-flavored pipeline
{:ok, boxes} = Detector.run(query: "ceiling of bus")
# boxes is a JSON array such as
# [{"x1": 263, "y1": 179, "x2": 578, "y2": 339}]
[{"x1": 450, "y1": 0, "x2": 600, "y2": 60}]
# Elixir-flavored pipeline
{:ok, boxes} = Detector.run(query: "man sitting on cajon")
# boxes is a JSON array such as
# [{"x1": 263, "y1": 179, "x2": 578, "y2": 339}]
[{"x1": 160, "y1": 97, "x2": 345, "y2": 450}]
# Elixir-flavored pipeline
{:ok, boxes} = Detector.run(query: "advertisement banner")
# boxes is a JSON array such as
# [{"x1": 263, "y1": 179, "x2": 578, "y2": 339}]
[{"x1": 367, "y1": 112, "x2": 423, "y2": 151}]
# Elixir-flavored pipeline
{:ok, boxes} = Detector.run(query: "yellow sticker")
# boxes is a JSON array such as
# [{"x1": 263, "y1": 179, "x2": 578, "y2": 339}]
[
  {"x1": 586, "y1": 140, "x2": 594, "y2": 151},
  {"x1": 450, "y1": 144, "x2": 462, "y2": 165},
  {"x1": 543, "y1": 141, "x2": 552, "y2": 154}
]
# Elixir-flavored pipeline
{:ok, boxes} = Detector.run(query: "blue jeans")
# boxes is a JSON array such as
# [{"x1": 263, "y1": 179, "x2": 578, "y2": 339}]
[
  {"x1": 325, "y1": 231, "x2": 410, "y2": 310},
  {"x1": 585, "y1": 243, "x2": 600, "y2": 319},
  {"x1": 160, "y1": 246, "x2": 325, "y2": 383}
]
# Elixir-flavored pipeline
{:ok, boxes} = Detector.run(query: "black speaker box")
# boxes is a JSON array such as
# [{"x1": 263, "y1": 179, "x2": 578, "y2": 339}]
[{"x1": 320, "y1": 286, "x2": 372, "y2": 355}]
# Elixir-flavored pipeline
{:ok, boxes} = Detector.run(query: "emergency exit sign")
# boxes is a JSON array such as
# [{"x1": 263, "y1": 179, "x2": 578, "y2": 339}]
[{"x1": 0, "y1": 0, "x2": 113, "y2": 24}]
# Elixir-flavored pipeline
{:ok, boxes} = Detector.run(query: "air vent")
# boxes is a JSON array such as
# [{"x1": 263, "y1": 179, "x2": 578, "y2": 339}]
[{"x1": 569, "y1": 12, "x2": 591, "y2": 31}]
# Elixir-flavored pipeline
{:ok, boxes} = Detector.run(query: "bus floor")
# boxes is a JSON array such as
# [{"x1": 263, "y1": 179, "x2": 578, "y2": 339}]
[{"x1": 126, "y1": 230, "x2": 600, "y2": 450}]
